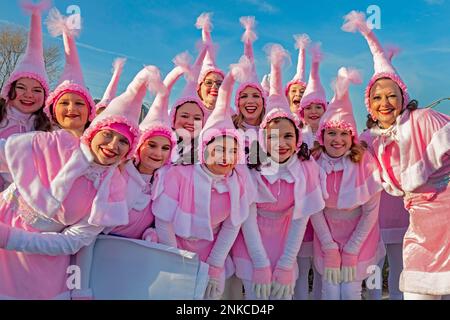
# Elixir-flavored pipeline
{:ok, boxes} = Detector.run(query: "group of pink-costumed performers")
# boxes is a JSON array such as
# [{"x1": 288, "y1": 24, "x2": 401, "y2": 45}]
[{"x1": 0, "y1": 2, "x2": 448, "y2": 300}]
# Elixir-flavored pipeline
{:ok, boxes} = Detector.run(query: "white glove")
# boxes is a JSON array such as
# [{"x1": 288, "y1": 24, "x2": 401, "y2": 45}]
[
  {"x1": 341, "y1": 266, "x2": 356, "y2": 283},
  {"x1": 205, "y1": 278, "x2": 221, "y2": 300},
  {"x1": 324, "y1": 268, "x2": 341, "y2": 285},
  {"x1": 271, "y1": 281, "x2": 294, "y2": 300},
  {"x1": 252, "y1": 283, "x2": 271, "y2": 300}
]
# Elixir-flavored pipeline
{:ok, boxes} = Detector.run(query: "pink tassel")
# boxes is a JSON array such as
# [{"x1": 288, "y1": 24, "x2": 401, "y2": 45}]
[
  {"x1": 294, "y1": 33, "x2": 310, "y2": 50},
  {"x1": 21, "y1": 0, "x2": 51, "y2": 14},
  {"x1": 173, "y1": 51, "x2": 192, "y2": 72},
  {"x1": 230, "y1": 56, "x2": 253, "y2": 83},
  {"x1": 385, "y1": 44, "x2": 401, "y2": 61},
  {"x1": 310, "y1": 43, "x2": 323, "y2": 63},
  {"x1": 341, "y1": 10, "x2": 371, "y2": 35},
  {"x1": 240, "y1": 16, "x2": 257, "y2": 43},
  {"x1": 265, "y1": 44, "x2": 290, "y2": 68},
  {"x1": 335, "y1": 67, "x2": 362, "y2": 99},
  {"x1": 46, "y1": 7, "x2": 80, "y2": 37},
  {"x1": 195, "y1": 12, "x2": 213, "y2": 32},
  {"x1": 112, "y1": 58, "x2": 126, "y2": 73},
  {"x1": 145, "y1": 66, "x2": 167, "y2": 97}
]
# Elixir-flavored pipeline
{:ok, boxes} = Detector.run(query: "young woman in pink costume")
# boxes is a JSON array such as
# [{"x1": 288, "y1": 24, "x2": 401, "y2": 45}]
[
  {"x1": 310, "y1": 67, "x2": 385, "y2": 300},
  {"x1": 232, "y1": 44, "x2": 325, "y2": 300},
  {"x1": 0, "y1": 1, "x2": 52, "y2": 191},
  {"x1": 0, "y1": 65, "x2": 164, "y2": 300},
  {"x1": 343, "y1": 11, "x2": 450, "y2": 300},
  {"x1": 153, "y1": 59, "x2": 255, "y2": 300},
  {"x1": 292, "y1": 42, "x2": 327, "y2": 300},
  {"x1": 109, "y1": 55, "x2": 188, "y2": 241},
  {"x1": 195, "y1": 13, "x2": 225, "y2": 116},
  {"x1": 43, "y1": 8, "x2": 97, "y2": 138}
]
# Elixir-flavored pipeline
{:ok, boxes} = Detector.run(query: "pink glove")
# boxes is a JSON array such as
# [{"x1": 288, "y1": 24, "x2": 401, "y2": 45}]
[
  {"x1": 323, "y1": 248, "x2": 341, "y2": 269},
  {"x1": 341, "y1": 252, "x2": 358, "y2": 268},
  {"x1": 0, "y1": 222, "x2": 11, "y2": 249},
  {"x1": 272, "y1": 267, "x2": 294, "y2": 286},
  {"x1": 252, "y1": 266, "x2": 272, "y2": 285},
  {"x1": 142, "y1": 228, "x2": 159, "y2": 243},
  {"x1": 208, "y1": 265, "x2": 224, "y2": 282}
]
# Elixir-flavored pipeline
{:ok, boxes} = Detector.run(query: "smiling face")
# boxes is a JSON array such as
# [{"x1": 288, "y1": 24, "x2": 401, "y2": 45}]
[
  {"x1": 198, "y1": 72, "x2": 224, "y2": 110},
  {"x1": 54, "y1": 92, "x2": 89, "y2": 137},
  {"x1": 138, "y1": 135, "x2": 172, "y2": 175},
  {"x1": 303, "y1": 103, "x2": 325, "y2": 132},
  {"x1": 323, "y1": 128, "x2": 353, "y2": 158},
  {"x1": 9, "y1": 78, "x2": 45, "y2": 114},
  {"x1": 369, "y1": 78, "x2": 403, "y2": 129},
  {"x1": 288, "y1": 83, "x2": 306, "y2": 114},
  {"x1": 204, "y1": 136, "x2": 238, "y2": 176},
  {"x1": 238, "y1": 86, "x2": 264, "y2": 126},
  {"x1": 266, "y1": 118, "x2": 298, "y2": 163},
  {"x1": 173, "y1": 102, "x2": 204, "y2": 139},
  {"x1": 90, "y1": 129, "x2": 131, "y2": 166}
]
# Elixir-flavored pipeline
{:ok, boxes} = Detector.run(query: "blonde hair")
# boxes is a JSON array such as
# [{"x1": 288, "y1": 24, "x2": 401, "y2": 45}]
[{"x1": 232, "y1": 107, "x2": 266, "y2": 130}]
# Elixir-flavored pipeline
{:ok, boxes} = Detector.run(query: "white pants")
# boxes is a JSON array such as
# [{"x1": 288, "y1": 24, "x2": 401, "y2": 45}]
[
  {"x1": 294, "y1": 257, "x2": 322, "y2": 300},
  {"x1": 242, "y1": 280, "x2": 293, "y2": 300},
  {"x1": 322, "y1": 279, "x2": 362, "y2": 300},
  {"x1": 366, "y1": 243, "x2": 404, "y2": 300}
]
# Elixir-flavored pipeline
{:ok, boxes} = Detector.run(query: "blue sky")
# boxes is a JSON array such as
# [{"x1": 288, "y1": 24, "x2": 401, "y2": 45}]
[{"x1": 1, "y1": 0, "x2": 449, "y2": 132}]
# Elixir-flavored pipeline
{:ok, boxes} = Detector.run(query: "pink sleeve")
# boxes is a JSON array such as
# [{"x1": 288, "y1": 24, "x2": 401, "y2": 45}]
[
  {"x1": 0, "y1": 222, "x2": 11, "y2": 248},
  {"x1": 343, "y1": 191, "x2": 381, "y2": 255},
  {"x1": 241, "y1": 204, "x2": 271, "y2": 269},
  {"x1": 310, "y1": 211, "x2": 339, "y2": 250}
]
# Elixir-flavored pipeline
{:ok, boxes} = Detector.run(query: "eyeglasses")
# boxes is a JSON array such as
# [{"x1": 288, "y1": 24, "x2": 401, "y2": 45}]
[{"x1": 203, "y1": 80, "x2": 223, "y2": 88}]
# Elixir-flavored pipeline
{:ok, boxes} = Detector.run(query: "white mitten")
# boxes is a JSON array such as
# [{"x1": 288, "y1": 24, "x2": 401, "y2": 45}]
[
  {"x1": 205, "y1": 278, "x2": 221, "y2": 300},
  {"x1": 252, "y1": 283, "x2": 271, "y2": 300},
  {"x1": 340, "y1": 266, "x2": 357, "y2": 283},
  {"x1": 324, "y1": 268, "x2": 341, "y2": 285}
]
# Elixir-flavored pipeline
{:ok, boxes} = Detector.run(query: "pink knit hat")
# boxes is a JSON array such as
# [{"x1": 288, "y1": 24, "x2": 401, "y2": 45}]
[
  {"x1": 342, "y1": 11, "x2": 409, "y2": 113},
  {"x1": 259, "y1": 44, "x2": 302, "y2": 151},
  {"x1": 234, "y1": 16, "x2": 266, "y2": 113},
  {"x1": 195, "y1": 13, "x2": 225, "y2": 86},
  {"x1": 96, "y1": 58, "x2": 126, "y2": 112},
  {"x1": 136, "y1": 53, "x2": 191, "y2": 164},
  {"x1": 284, "y1": 34, "x2": 310, "y2": 97},
  {"x1": 198, "y1": 57, "x2": 253, "y2": 165},
  {"x1": 298, "y1": 43, "x2": 327, "y2": 119},
  {"x1": 81, "y1": 66, "x2": 166, "y2": 160},
  {"x1": 317, "y1": 67, "x2": 362, "y2": 145},
  {"x1": 1, "y1": 0, "x2": 51, "y2": 101},
  {"x1": 169, "y1": 43, "x2": 210, "y2": 127},
  {"x1": 44, "y1": 8, "x2": 96, "y2": 122}
]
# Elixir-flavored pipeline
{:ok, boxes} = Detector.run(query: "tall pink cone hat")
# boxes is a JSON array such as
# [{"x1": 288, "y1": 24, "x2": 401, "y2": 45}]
[
  {"x1": 317, "y1": 67, "x2": 362, "y2": 145},
  {"x1": 259, "y1": 44, "x2": 301, "y2": 152},
  {"x1": 261, "y1": 74, "x2": 270, "y2": 96},
  {"x1": 285, "y1": 33, "x2": 310, "y2": 97},
  {"x1": 198, "y1": 57, "x2": 253, "y2": 164},
  {"x1": 96, "y1": 58, "x2": 126, "y2": 112},
  {"x1": 136, "y1": 53, "x2": 191, "y2": 164},
  {"x1": 44, "y1": 7, "x2": 96, "y2": 121},
  {"x1": 1, "y1": 0, "x2": 51, "y2": 101},
  {"x1": 234, "y1": 16, "x2": 266, "y2": 113},
  {"x1": 81, "y1": 66, "x2": 166, "y2": 160},
  {"x1": 195, "y1": 12, "x2": 225, "y2": 86},
  {"x1": 169, "y1": 42, "x2": 210, "y2": 126},
  {"x1": 298, "y1": 43, "x2": 327, "y2": 119},
  {"x1": 342, "y1": 10, "x2": 409, "y2": 113}
]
